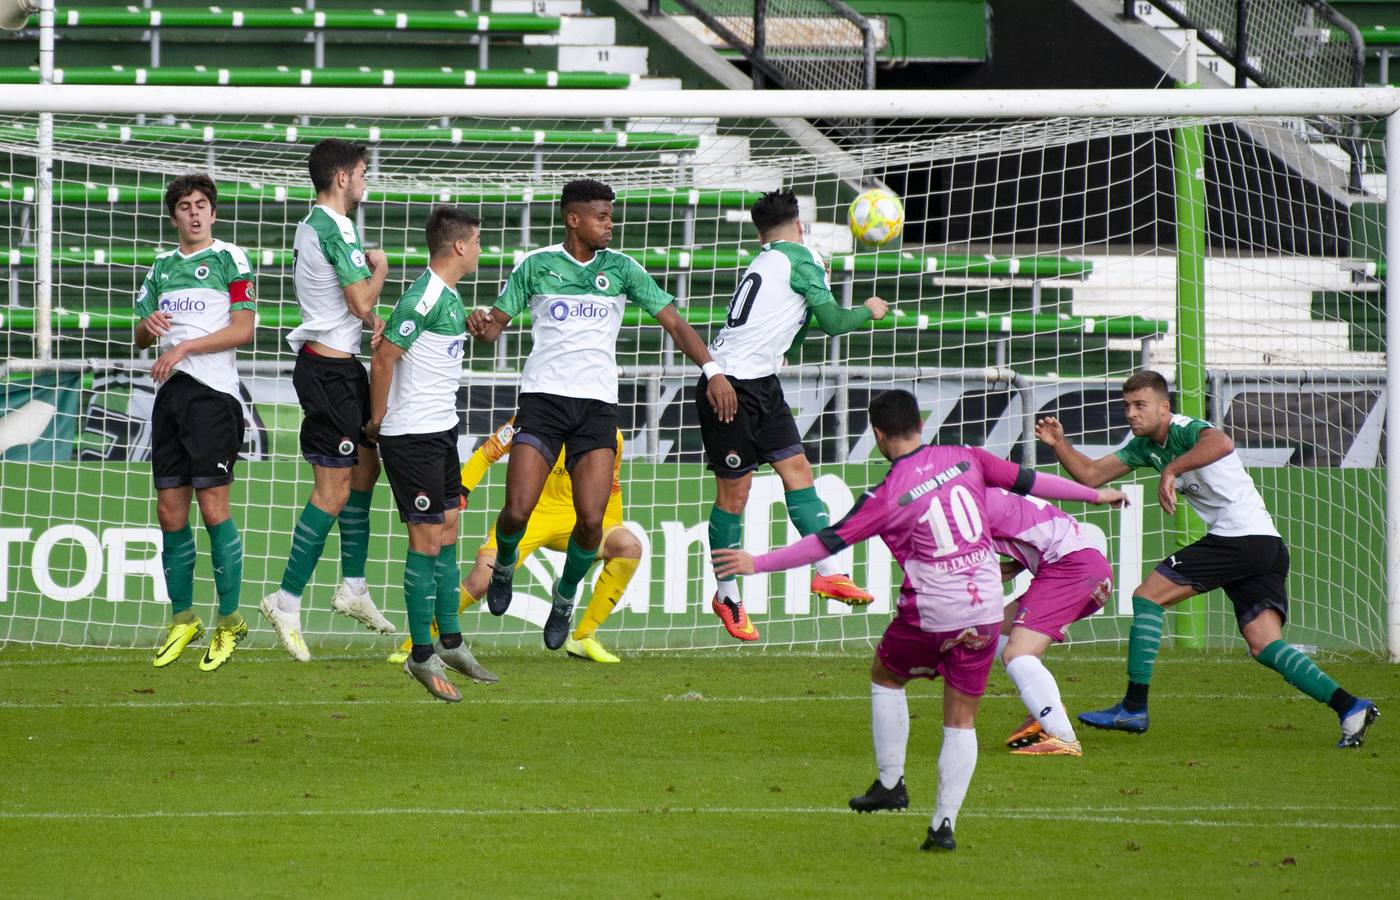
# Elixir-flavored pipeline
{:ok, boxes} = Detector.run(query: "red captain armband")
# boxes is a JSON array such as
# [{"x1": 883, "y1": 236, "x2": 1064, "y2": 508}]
[{"x1": 229, "y1": 280, "x2": 256, "y2": 304}]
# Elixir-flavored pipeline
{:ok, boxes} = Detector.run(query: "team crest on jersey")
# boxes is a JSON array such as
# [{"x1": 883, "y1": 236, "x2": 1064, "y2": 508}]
[
  {"x1": 338, "y1": 438, "x2": 355, "y2": 456},
  {"x1": 193, "y1": 264, "x2": 210, "y2": 281},
  {"x1": 414, "y1": 492, "x2": 431, "y2": 512},
  {"x1": 399, "y1": 320, "x2": 416, "y2": 337},
  {"x1": 724, "y1": 450, "x2": 742, "y2": 468},
  {"x1": 593, "y1": 273, "x2": 611, "y2": 292}
]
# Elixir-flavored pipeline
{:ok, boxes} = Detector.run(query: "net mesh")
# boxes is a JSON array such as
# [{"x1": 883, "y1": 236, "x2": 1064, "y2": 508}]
[
  {"x1": 672, "y1": 0, "x2": 870, "y2": 91},
  {"x1": 0, "y1": 105, "x2": 1388, "y2": 655}
]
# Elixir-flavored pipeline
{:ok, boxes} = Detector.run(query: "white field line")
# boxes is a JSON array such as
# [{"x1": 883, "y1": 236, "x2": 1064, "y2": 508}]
[
  {"x1": 2, "y1": 690, "x2": 1394, "y2": 711},
  {"x1": 0, "y1": 805, "x2": 1394, "y2": 830},
  {"x1": 0, "y1": 650, "x2": 1384, "y2": 667}
]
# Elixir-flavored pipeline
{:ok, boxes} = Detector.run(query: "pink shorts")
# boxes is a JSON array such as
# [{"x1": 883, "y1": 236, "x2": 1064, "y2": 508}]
[
  {"x1": 875, "y1": 619, "x2": 1000, "y2": 697},
  {"x1": 1013, "y1": 548, "x2": 1113, "y2": 642}
]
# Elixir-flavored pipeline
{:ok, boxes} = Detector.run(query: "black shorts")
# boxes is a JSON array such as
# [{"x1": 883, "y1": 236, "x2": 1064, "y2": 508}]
[
  {"x1": 379, "y1": 429, "x2": 461, "y2": 524},
  {"x1": 293, "y1": 349, "x2": 372, "y2": 468},
  {"x1": 513, "y1": 392, "x2": 618, "y2": 471},
  {"x1": 1155, "y1": 533, "x2": 1290, "y2": 629},
  {"x1": 693, "y1": 373, "x2": 804, "y2": 478},
  {"x1": 151, "y1": 371, "x2": 244, "y2": 490}
]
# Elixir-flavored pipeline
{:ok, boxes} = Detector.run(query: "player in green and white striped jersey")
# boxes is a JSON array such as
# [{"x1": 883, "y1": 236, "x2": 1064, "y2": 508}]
[
  {"x1": 697, "y1": 189, "x2": 889, "y2": 642},
  {"x1": 262, "y1": 139, "x2": 395, "y2": 661},
  {"x1": 367, "y1": 207, "x2": 491, "y2": 701},
  {"x1": 1038, "y1": 370, "x2": 1378, "y2": 748},
  {"x1": 468, "y1": 178, "x2": 738, "y2": 652},
  {"x1": 135, "y1": 174, "x2": 255, "y2": 672}
]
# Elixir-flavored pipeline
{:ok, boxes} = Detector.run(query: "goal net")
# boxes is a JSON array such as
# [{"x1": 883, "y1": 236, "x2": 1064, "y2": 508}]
[{"x1": 0, "y1": 88, "x2": 1394, "y2": 657}]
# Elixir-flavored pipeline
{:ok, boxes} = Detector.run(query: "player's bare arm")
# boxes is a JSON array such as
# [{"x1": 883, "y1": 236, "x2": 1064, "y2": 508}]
[
  {"x1": 1035, "y1": 415, "x2": 1131, "y2": 487},
  {"x1": 1156, "y1": 427, "x2": 1233, "y2": 515},
  {"x1": 150, "y1": 308, "x2": 255, "y2": 383},
  {"x1": 343, "y1": 248, "x2": 388, "y2": 343},
  {"x1": 364, "y1": 336, "x2": 406, "y2": 443},
  {"x1": 712, "y1": 547, "x2": 754, "y2": 578},
  {"x1": 134, "y1": 310, "x2": 173, "y2": 349},
  {"x1": 654, "y1": 304, "x2": 737, "y2": 422},
  {"x1": 467, "y1": 307, "x2": 510, "y2": 343}
]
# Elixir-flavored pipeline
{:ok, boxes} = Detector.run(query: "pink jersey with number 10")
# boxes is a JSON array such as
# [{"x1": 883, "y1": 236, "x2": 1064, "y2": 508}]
[
  {"x1": 816, "y1": 445, "x2": 1027, "y2": 633},
  {"x1": 986, "y1": 488, "x2": 1100, "y2": 576}
]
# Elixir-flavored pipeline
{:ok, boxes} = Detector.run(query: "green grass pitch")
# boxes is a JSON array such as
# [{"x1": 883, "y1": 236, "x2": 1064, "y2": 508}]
[{"x1": 0, "y1": 646, "x2": 1395, "y2": 897}]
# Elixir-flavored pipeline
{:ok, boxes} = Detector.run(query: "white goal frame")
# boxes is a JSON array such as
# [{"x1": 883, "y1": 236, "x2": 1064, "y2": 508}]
[{"x1": 2, "y1": 83, "x2": 1399, "y2": 661}]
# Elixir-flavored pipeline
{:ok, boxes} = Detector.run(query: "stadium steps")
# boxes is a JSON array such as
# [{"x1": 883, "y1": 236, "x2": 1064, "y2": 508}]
[
  {"x1": 1070, "y1": 254, "x2": 1386, "y2": 369},
  {"x1": 0, "y1": 65, "x2": 637, "y2": 89},
  {"x1": 0, "y1": 304, "x2": 1165, "y2": 340},
  {"x1": 0, "y1": 244, "x2": 1093, "y2": 281},
  {"x1": 12, "y1": 3, "x2": 659, "y2": 78}
]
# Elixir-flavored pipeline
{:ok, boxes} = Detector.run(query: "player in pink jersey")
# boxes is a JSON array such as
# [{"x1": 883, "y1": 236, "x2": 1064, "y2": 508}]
[
  {"x1": 714, "y1": 390, "x2": 1125, "y2": 852},
  {"x1": 986, "y1": 488, "x2": 1114, "y2": 757}
]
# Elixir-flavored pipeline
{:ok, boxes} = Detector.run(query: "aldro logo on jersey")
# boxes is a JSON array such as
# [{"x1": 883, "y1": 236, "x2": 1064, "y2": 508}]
[{"x1": 548, "y1": 299, "x2": 610, "y2": 322}]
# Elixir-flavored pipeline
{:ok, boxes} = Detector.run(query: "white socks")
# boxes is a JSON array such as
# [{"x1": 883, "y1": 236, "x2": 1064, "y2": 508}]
[
  {"x1": 343, "y1": 576, "x2": 367, "y2": 596},
  {"x1": 276, "y1": 588, "x2": 301, "y2": 616},
  {"x1": 869, "y1": 683, "x2": 909, "y2": 789},
  {"x1": 933, "y1": 726, "x2": 978, "y2": 831},
  {"x1": 813, "y1": 556, "x2": 841, "y2": 578},
  {"x1": 715, "y1": 578, "x2": 740, "y2": 603},
  {"x1": 1006, "y1": 654, "x2": 1076, "y2": 742}
]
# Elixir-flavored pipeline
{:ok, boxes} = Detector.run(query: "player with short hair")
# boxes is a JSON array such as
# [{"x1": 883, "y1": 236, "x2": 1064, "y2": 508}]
[
  {"x1": 365, "y1": 206, "x2": 482, "y2": 702},
  {"x1": 467, "y1": 178, "x2": 736, "y2": 651},
  {"x1": 1037, "y1": 370, "x2": 1379, "y2": 747},
  {"x1": 386, "y1": 419, "x2": 641, "y2": 667},
  {"x1": 136, "y1": 173, "x2": 256, "y2": 671},
  {"x1": 261, "y1": 138, "x2": 395, "y2": 660},
  {"x1": 699, "y1": 189, "x2": 889, "y2": 642},
  {"x1": 714, "y1": 390, "x2": 1126, "y2": 851},
  {"x1": 987, "y1": 488, "x2": 1114, "y2": 757}
]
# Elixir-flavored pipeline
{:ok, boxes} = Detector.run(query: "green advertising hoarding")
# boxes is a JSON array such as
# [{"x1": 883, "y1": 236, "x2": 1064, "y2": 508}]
[{"x1": 0, "y1": 461, "x2": 1386, "y2": 653}]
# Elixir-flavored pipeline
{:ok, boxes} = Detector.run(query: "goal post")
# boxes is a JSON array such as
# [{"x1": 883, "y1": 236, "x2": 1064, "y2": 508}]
[{"x1": 0, "y1": 85, "x2": 1397, "y2": 660}]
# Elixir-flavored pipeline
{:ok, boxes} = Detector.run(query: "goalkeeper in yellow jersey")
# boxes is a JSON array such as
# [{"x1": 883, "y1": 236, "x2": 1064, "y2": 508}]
[{"x1": 389, "y1": 418, "x2": 641, "y2": 665}]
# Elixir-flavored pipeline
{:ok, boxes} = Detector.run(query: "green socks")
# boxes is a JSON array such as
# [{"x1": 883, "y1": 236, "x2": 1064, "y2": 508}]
[
  {"x1": 205, "y1": 519, "x2": 243, "y2": 616},
  {"x1": 433, "y1": 543, "x2": 460, "y2": 637},
  {"x1": 557, "y1": 535, "x2": 598, "y2": 600},
  {"x1": 708, "y1": 506, "x2": 743, "y2": 584},
  {"x1": 1256, "y1": 639, "x2": 1341, "y2": 705},
  {"x1": 1123, "y1": 596, "x2": 1165, "y2": 710},
  {"x1": 404, "y1": 550, "x2": 437, "y2": 646},
  {"x1": 495, "y1": 523, "x2": 525, "y2": 569},
  {"x1": 338, "y1": 488, "x2": 373, "y2": 580},
  {"x1": 280, "y1": 500, "x2": 337, "y2": 597},
  {"x1": 161, "y1": 525, "x2": 197, "y2": 615},
  {"x1": 784, "y1": 486, "x2": 830, "y2": 536}
]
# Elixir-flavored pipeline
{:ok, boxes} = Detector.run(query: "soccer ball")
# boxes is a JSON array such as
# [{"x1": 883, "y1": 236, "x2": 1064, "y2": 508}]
[{"x1": 847, "y1": 188, "x2": 905, "y2": 246}]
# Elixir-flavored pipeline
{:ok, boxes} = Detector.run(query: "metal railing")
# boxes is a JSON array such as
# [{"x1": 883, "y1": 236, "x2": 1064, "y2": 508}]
[{"x1": 650, "y1": 0, "x2": 875, "y2": 91}]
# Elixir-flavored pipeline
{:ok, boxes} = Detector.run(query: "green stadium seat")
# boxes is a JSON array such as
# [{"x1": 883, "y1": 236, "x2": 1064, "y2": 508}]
[
  {"x1": 35, "y1": 7, "x2": 562, "y2": 35},
  {"x1": 0, "y1": 65, "x2": 635, "y2": 88}
]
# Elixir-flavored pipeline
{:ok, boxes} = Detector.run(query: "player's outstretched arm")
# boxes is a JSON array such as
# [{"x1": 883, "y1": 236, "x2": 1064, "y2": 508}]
[
  {"x1": 810, "y1": 295, "x2": 888, "y2": 336},
  {"x1": 467, "y1": 307, "x2": 510, "y2": 344},
  {"x1": 1034, "y1": 415, "x2": 1131, "y2": 487},
  {"x1": 150, "y1": 309, "x2": 255, "y2": 383},
  {"x1": 653, "y1": 304, "x2": 737, "y2": 423},
  {"x1": 364, "y1": 337, "x2": 405, "y2": 443}
]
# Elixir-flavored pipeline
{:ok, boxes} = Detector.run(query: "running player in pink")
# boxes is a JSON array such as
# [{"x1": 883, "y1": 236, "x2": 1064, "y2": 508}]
[
  {"x1": 987, "y1": 488, "x2": 1114, "y2": 757},
  {"x1": 713, "y1": 390, "x2": 1125, "y2": 852}
]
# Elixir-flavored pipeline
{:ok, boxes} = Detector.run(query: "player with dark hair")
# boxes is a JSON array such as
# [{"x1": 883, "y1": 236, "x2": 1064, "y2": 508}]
[
  {"x1": 262, "y1": 137, "x2": 394, "y2": 659},
  {"x1": 366, "y1": 206, "x2": 485, "y2": 701},
  {"x1": 1038, "y1": 370, "x2": 1379, "y2": 747},
  {"x1": 137, "y1": 174, "x2": 256, "y2": 671},
  {"x1": 700, "y1": 188, "x2": 888, "y2": 642},
  {"x1": 715, "y1": 389, "x2": 1126, "y2": 850},
  {"x1": 468, "y1": 178, "x2": 737, "y2": 651}
]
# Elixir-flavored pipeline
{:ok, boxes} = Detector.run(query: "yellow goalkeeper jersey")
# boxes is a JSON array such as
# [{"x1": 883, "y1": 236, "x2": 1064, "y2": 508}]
[{"x1": 461, "y1": 418, "x2": 623, "y2": 513}]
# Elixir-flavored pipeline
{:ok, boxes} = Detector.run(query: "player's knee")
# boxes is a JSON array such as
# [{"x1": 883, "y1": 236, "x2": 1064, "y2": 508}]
[
  {"x1": 156, "y1": 504, "x2": 187, "y2": 531},
  {"x1": 311, "y1": 481, "x2": 350, "y2": 515},
  {"x1": 611, "y1": 528, "x2": 643, "y2": 560},
  {"x1": 714, "y1": 479, "x2": 750, "y2": 513}
]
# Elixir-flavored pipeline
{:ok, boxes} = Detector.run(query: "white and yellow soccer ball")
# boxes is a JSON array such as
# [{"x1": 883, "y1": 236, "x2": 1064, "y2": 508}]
[{"x1": 847, "y1": 188, "x2": 905, "y2": 246}]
